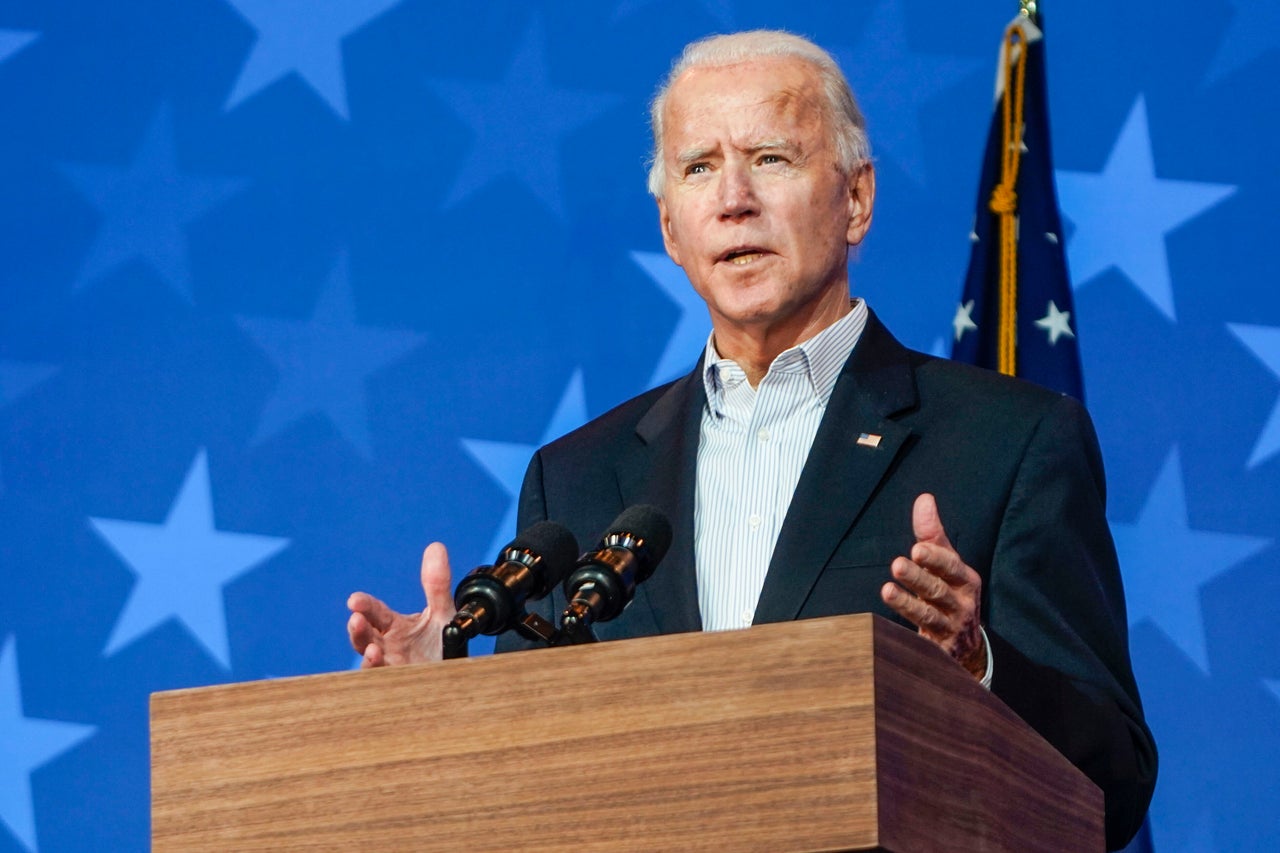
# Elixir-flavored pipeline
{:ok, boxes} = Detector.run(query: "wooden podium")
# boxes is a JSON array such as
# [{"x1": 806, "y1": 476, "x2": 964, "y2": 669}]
[{"x1": 150, "y1": 614, "x2": 1102, "y2": 851}]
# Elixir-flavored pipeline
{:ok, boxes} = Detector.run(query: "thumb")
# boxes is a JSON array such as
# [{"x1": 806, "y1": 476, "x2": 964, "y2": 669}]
[
  {"x1": 421, "y1": 542, "x2": 456, "y2": 619},
  {"x1": 912, "y1": 493, "x2": 953, "y2": 548}
]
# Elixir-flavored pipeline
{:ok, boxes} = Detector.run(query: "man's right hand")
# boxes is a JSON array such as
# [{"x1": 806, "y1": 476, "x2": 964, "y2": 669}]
[{"x1": 347, "y1": 542, "x2": 457, "y2": 667}]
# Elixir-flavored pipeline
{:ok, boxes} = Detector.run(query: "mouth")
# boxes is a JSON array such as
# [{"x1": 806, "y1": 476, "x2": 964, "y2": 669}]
[{"x1": 718, "y1": 247, "x2": 771, "y2": 266}]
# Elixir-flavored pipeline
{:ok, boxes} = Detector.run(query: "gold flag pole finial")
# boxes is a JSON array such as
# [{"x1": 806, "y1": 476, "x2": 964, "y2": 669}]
[{"x1": 1019, "y1": 0, "x2": 1038, "y2": 16}]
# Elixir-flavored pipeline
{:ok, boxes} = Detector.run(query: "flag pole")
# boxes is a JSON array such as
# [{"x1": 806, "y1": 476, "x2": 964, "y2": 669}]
[{"x1": 1020, "y1": 0, "x2": 1038, "y2": 17}]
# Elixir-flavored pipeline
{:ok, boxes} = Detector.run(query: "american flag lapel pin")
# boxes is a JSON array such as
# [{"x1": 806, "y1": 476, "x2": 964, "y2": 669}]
[{"x1": 856, "y1": 432, "x2": 882, "y2": 448}]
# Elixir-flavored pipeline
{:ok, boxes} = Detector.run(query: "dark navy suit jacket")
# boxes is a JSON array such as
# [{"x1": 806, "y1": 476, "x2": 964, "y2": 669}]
[{"x1": 497, "y1": 310, "x2": 1156, "y2": 849}]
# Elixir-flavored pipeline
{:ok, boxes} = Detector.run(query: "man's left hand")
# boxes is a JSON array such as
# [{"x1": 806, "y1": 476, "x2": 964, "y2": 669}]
[{"x1": 881, "y1": 492, "x2": 987, "y2": 680}]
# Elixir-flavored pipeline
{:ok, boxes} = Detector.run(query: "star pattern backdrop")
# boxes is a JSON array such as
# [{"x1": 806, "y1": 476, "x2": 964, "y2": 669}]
[{"x1": 0, "y1": 1, "x2": 1275, "y2": 850}]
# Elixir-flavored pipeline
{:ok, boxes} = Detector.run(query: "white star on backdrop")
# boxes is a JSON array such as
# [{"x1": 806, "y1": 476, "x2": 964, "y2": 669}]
[
  {"x1": 59, "y1": 104, "x2": 248, "y2": 301},
  {"x1": 631, "y1": 251, "x2": 710, "y2": 388},
  {"x1": 952, "y1": 299, "x2": 977, "y2": 342},
  {"x1": 0, "y1": 636, "x2": 96, "y2": 853},
  {"x1": 1034, "y1": 300, "x2": 1074, "y2": 345},
  {"x1": 1112, "y1": 447, "x2": 1270, "y2": 673},
  {"x1": 0, "y1": 362, "x2": 56, "y2": 404},
  {"x1": 427, "y1": 16, "x2": 622, "y2": 216},
  {"x1": 236, "y1": 251, "x2": 427, "y2": 457},
  {"x1": 0, "y1": 29, "x2": 38, "y2": 64},
  {"x1": 461, "y1": 371, "x2": 588, "y2": 559},
  {"x1": 1204, "y1": 1, "x2": 1280, "y2": 85},
  {"x1": 88, "y1": 450, "x2": 290, "y2": 669},
  {"x1": 223, "y1": 0, "x2": 402, "y2": 119},
  {"x1": 836, "y1": 0, "x2": 981, "y2": 184},
  {"x1": 1056, "y1": 96, "x2": 1236, "y2": 321},
  {"x1": 1227, "y1": 323, "x2": 1280, "y2": 468}
]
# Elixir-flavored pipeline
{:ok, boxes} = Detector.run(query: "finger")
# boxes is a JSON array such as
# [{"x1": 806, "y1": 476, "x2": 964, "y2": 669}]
[
  {"x1": 421, "y1": 542, "x2": 457, "y2": 620},
  {"x1": 911, "y1": 493, "x2": 953, "y2": 550},
  {"x1": 880, "y1": 581, "x2": 950, "y2": 634},
  {"x1": 347, "y1": 611, "x2": 380, "y2": 654},
  {"x1": 347, "y1": 591, "x2": 398, "y2": 633},
  {"x1": 908, "y1": 542, "x2": 972, "y2": 587},
  {"x1": 890, "y1": 556, "x2": 952, "y2": 605},
  {"x1": 363, "y1": 643, "x2": 385, "y2": 668}
]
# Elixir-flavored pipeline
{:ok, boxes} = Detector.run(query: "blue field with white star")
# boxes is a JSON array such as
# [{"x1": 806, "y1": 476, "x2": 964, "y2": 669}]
[{"x1": 0, "y1": 1, "x2": 1276, "y2": 851}]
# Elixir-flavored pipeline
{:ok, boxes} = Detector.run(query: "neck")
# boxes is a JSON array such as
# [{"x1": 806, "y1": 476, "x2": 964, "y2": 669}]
[{"x1": 712, "y1": 293, "x2": 853, "y2": 386}]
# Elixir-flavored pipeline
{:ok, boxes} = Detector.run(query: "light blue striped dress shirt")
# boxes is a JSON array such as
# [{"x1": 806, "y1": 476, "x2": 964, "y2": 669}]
[{"x1": 695, "y1": 299, "x2": 868, "y2": 631}]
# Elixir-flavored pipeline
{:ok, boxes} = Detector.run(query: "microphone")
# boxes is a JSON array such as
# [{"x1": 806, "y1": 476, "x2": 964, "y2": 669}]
[
  {"x1": 560, "y1": 505, "x2": 673, "y2": 642},
  {"x1": 443, "y1": 521, "x2": 579, "y2": 657}
]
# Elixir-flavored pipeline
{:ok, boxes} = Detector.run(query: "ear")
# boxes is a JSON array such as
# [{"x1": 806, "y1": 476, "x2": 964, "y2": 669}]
[
  {"x1": 657, "y1": 197, "x2": 684, "y2": 267},
  {"x1": 845, "y1": 162, "x2": 876, "y2": 247}
]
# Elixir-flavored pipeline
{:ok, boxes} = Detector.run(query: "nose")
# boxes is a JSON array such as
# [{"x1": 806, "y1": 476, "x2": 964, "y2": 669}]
[{"x1": 718, "y1": 161, "x2": 759, "y2": 220}]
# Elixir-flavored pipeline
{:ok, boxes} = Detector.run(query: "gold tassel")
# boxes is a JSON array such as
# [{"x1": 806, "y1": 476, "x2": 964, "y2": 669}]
[{"x1": 990, "y1": 20, "x2": 1030, "y2": 377}]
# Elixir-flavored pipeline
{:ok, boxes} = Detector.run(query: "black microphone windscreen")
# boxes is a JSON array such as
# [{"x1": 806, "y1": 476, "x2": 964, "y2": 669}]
[
  {"x1": 506, "y1": 520, "x2": 580, "y2": 587},
  {"x1": 603, "y1": 504, "x2": 673, "y2": 564}
]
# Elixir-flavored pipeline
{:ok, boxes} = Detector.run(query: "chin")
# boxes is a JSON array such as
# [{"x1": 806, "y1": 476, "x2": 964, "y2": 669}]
[
  {"x1": 708, "y1": 287, "x2": 781, "y2": 316},
  {"x1": 715, "y1": 305, "x2": 787, "y2": 330}
]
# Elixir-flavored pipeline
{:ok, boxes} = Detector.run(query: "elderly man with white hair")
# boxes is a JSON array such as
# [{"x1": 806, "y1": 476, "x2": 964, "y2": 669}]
[{"x1": 348, "y1": 30, "x2": 1156, "y2": 850}]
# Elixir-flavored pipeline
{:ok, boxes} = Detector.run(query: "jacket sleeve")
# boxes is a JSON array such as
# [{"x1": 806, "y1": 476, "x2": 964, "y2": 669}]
[{"x1": 985, "y1": 394, "x2": 1157, "y2": 850}]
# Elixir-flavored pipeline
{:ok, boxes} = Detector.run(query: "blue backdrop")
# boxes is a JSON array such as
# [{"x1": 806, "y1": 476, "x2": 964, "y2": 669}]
[{"x1": 1, "y1": 1, "x2": 1276, "y2": 850}]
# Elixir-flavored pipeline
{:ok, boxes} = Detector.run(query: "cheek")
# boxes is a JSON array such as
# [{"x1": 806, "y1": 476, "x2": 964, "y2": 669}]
[{"x1": 663, "y1": 203, "x2": 696, "y2": 245}]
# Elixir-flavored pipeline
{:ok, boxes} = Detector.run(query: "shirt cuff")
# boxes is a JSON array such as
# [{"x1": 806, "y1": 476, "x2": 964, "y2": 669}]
[{"x1": 978, "y1": 625, "x2": 994, "y2": 690}]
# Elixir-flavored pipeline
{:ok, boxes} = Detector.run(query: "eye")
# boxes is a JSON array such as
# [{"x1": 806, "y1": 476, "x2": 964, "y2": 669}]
[
  {"x1": 760, "y1": 154, "x2": 783, "y2": 164},
  {"x1": 685, "y1": 162, "x2": 710, "y2": 176}
]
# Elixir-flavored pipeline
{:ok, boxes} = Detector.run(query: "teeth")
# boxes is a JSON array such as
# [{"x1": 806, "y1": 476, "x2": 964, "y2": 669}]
[{"x1": 729, "y1": 252, "x2": 762, "y2": 265}]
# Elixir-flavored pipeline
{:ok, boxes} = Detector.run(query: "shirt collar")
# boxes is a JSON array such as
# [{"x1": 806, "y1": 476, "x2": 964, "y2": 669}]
[{"x1": 701, "y1": 298, "x2": 869, "y2": 416}]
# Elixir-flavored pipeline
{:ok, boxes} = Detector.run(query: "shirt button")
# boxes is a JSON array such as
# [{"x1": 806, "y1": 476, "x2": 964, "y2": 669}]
[
  {"x1": 748, "y1": 514, "x2": 762, "y2": 528},
  {"x1": 742, "y1": 610, "x2": 753, "y2": 625},
  {"x1": 757, "y1": 428, "x2": 771, "y2": 442}
]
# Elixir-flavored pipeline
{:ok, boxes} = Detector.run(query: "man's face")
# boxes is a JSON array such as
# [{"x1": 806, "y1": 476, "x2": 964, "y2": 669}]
[{"x1": 657, "y1": 57, "x2": 874, "y2": 351}]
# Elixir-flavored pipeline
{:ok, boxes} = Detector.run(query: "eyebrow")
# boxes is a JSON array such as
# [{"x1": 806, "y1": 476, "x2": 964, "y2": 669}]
[
  {"x1": 675, "y1": 138, "x2": 801, "y2": 166},
  {"x1": 675, "y1": 145, "x2": 716, "y2": 167},
  {"x1": 743, "y1": 138, "x2": 798, "y2": 155}
]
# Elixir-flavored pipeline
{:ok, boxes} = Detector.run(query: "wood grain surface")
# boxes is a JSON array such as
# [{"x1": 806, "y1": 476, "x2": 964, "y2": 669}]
[{"x1": 151, "y1": 614, "x2": 1101, "y2": 852}]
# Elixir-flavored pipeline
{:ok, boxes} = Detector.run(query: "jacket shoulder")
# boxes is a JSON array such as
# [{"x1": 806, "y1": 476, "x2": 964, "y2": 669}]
[
  {"x1": 538, "y1": 375, "x2": 687, "y2": 458},
  {"x1": 912, "y1": 351, "x2": 1086, "y2": 424}
]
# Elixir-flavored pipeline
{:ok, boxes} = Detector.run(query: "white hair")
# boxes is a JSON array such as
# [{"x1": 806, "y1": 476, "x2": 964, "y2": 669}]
[{"x1": 646, "y1": 30, "x2": 872, "y2": 198}]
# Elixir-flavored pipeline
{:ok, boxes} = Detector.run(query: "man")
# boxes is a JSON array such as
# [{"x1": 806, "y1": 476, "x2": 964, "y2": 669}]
[{"x1": 348, "y1": 30, "x2": 1156, "y2": 849}]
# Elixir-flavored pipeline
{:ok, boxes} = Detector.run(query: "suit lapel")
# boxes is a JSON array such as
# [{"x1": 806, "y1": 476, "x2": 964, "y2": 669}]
[
  {"x1": 753, "y1": 312, "x2": 920, "y2": 625},
  {"x1": 615, "y1": 366, "x2": 705, "y2": 634}
]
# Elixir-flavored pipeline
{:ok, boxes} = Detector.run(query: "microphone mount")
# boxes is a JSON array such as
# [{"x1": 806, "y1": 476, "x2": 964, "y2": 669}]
[
  {"x1": 444, "y1": 544, "x2": 544, "y2": 659},
  {"x1": 442, "y1": 521, "x2": 579, "y2": 658}
]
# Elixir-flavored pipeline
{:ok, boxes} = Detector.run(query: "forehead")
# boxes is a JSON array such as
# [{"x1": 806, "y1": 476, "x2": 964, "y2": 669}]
[{"x1": 662, "y1": 57, "x2": 828, "y2": 147}]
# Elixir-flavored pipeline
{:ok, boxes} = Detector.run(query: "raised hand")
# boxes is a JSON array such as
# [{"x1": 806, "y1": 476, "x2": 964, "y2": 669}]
[
  {"x1": 347, "y1": 542, "x2": 457, "y2": 667},
  {"x1": 880, "y1": 493, "x2": 987, "y2": 680}
]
